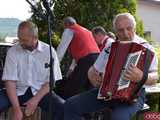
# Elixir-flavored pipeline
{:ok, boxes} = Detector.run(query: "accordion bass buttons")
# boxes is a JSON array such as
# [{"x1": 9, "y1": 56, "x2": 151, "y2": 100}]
[
  {"x1": 142, "y1": 49, "x2": 146, "y2": 55},
  {"x1": 143, "y1": 48, "x2": 146, "y2": 52},
  {"x1": 107, "y1": 91, "x2": 112, "y2": 96}
]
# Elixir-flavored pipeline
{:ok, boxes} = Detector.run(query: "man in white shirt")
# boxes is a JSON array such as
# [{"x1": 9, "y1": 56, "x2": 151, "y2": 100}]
[
  {"x1": 0, "y1": 21, "x2": 64, "y2": 120},
  {"x1": 64, "y1": 13, "x2": 158, "y2": 120},
  {"x1": 56, "y1": 17, "x2": 100, "y2": 98}
]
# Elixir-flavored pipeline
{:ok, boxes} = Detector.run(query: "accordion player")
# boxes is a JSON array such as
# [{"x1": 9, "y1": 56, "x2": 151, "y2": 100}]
[{"x1": 97, "y1": 41, "x2": 154, "y2": 103}]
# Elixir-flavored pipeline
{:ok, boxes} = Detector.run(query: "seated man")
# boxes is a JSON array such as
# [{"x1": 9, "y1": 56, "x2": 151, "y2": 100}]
[
  {"x1": 0, "y1": 21, "x2": 64, "y2": 120},
  {"x1": 64, "y1": 13, "x2": 158, "y2": 120}
]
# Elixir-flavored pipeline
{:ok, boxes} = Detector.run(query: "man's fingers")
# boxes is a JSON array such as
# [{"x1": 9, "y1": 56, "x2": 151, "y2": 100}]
[
  {"x1": 123, "y1": 71, "x2": 132, "y2": 80},
  {"x1": 25, "y1": 108, "x2": 34, "y2": 116},
  {"x1": 23, "y1": 102, "x2": 27, "y2": 106}
]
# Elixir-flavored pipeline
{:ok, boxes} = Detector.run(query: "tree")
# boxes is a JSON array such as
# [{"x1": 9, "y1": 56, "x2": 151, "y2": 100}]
[
  {"x1": 54, "y1": 0, "x2": 144, "y2": 36},
  {"x1": 29, "y1": 0, "x2": 144, "y2": 45},
  {"x1": 28, "y1": 1, "x2": 159, "y2": 112},
  {"x1": 28, "y1": 0, "x2": 144, "y2": 74}
]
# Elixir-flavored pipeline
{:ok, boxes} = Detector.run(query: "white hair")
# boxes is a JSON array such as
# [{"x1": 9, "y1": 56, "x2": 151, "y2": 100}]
[{"x1": 113, "y1": 13, "x2": 136, "y2": 31}]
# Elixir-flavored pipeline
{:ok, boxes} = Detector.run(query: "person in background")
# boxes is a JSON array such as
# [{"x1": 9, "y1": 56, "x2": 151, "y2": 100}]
[
  {"x1": 64, "y1": 13, "x2": 158, "y2": 120},
  {"x1": 0, "y1": 21, "x2": 64, "y2": 120},
  {"x1": 56, "y1": 17, "x2": 100, "y2": 98},
  {"x1": 92, "y1": 26, "x2": 115, "y2": 51}
]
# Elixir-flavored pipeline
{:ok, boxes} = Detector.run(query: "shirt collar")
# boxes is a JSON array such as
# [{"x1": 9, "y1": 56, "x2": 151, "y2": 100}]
[
  {"x1": 36, "y1": 40, "x2": 43, "y2": 52},
  {"x1": 132, "y1": 34, "x2": 147, "y2": 44},
  {"x1": 17, "y1": 40, "x2": 44, "y2": 53}
]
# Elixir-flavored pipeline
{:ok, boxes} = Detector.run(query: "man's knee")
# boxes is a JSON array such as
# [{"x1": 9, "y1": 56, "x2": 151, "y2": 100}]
[
  {"x1": 0, "y1": 92, "x2": 10, "y2": 112},
  {"x1": 39, "y1": 92, "x2": 65, "y2": 111},
  {"x1": 111, "y1": 108, "x2": 132, "y2": 120},
  {"x1": 64, "y1": 98, "x2": 77, "y2": 113}
]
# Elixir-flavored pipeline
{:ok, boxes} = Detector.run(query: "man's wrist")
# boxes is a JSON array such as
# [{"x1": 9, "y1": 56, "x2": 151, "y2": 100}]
[
  {"x1": 32, "y1": 95, "x2": 41, "y2": 104},
  {"x1": 12, "y1": 105, "x2": 21, "y2": 111}
]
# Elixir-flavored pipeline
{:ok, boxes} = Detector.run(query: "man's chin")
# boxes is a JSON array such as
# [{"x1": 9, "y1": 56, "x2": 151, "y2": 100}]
[
  {"x1": 121, "y1": 38, "x2": 131, "y2": 41},
  {"x1": 22, "y1": 46, "x2": 34, "y2": 51}
]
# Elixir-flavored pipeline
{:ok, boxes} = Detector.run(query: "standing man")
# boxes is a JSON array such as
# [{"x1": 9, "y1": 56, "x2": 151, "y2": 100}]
[
  {"x1": 0, "y1": 21, "x2": 64, "y2": 120},
  {"x1": 64, "y1": 13, "x2": 158, "y2": 120},
  {"x1": 56, "y1": 17, "x2": 100, "y2": 98},
  {"x1": 92, "y1": 26, "x2": 115, "y2": 51}
]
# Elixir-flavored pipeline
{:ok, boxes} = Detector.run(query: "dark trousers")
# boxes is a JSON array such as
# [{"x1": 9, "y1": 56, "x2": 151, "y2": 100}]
[
  {"x1": 56, "y1": 53, "x2": 99, "y2": 99},
  {"x1": 64, "y1": 88, "x2": 146, "y2": 120},
  {"x1": 0, "y1": 87, "x2": 64, "y2": 120}
]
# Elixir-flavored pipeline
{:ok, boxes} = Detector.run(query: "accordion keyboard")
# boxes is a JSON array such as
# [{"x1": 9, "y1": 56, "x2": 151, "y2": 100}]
[{"x1": 118, "y1": 50, "x2": 142, "y2": 90}]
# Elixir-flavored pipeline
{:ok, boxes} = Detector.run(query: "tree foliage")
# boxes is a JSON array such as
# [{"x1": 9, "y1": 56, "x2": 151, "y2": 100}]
[
  {"x1": 29, "y1": 0, "x2": 144, "y2": 74},
  {"x1": 29, "y1": 0, "x2": 144, "y2": 46},
  {"x1": 54, "y1": 0, "x2": 143, "y2": 36}
]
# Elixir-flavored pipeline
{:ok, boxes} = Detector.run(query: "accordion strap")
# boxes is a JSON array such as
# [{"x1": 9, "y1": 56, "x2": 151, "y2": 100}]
[
  {"x1": 131, "y1": 48, "x2": 151, "y2": 99},
  {"x1": 140, "y1": 49, "x2": 151, "y2": 84}
]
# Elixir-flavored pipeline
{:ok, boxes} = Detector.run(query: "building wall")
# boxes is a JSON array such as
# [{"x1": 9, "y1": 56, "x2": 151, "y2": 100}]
[{"x1": 137, "y1": 0, "x2": 160, "y2": 43}]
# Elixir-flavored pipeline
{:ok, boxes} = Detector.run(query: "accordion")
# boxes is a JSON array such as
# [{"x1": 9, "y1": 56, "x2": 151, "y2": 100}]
[{"x1": 98, "y1": 41, "x2": 154, "y2": 102}]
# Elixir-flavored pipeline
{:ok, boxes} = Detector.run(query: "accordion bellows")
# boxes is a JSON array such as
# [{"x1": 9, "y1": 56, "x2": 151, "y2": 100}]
[{"x1": 98, "y1": 41, "x2": 154, "y2": 102}]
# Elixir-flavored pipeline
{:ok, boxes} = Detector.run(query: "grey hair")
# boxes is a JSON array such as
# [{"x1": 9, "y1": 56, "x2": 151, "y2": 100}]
[
  {"x1": 92, "y1": 26, "x2": 107, "y2": 36},
  {"x1": 63, "y1": 16, "x2": 77, "y2": 25},
  {"x1": 113, "y1": 13, "x2": 136, "y2": 31},
  {"x1": 18, "y1": 21, "x2": 38, "y2": 38}
]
